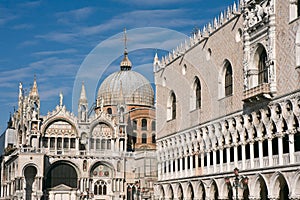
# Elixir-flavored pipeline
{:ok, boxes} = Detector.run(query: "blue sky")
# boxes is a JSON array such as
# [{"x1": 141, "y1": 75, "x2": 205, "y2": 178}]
[{"x1": 0, "y1": 0, "x2": 236, "y2": 133}]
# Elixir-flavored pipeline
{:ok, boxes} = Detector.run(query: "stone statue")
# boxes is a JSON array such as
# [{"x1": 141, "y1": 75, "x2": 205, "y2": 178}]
[{"x1": 59, "y1": 92, "x2": 63, "y2": 106}]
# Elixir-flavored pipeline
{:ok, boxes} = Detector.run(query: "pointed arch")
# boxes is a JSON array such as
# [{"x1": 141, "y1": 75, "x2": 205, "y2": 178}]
[
  {"x1": 219, "y1": 59, "x2": 233, "y2": 98},
  {"x1": 186, "y1": 182, "x2": 195, "y2": 200},
  {"x1": 291, "y1": 169, "x2": 300, "y2": 198},
  {"x1": 198, "y1": 181, "x2": 206, "y2": 199},
  {"x1": 251, "y1": 174, "x2": 269, "y2": 200},
  {"x1": 167, "y1": 91, "x2": 176, "y2": 120},
  {"x1": 208, "y1": 179, "x2": 219, "y2": 200},
  {"x1": 191, "y1": 76, "x2": 201, "y2": 110},
  {"x1": 177, "y1": 183, "x2": 184, "y2": 200},
  {"x1": 164, "y1": 184, "x2": 174, "y2": 199},
  {"x1": 270, "y1": 172, "x2": 290, "y2": 200}
]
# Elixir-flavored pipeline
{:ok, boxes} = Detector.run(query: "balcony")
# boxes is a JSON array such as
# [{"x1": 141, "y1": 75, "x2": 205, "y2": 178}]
[{"x1": 243, "y1": 83, "x2": 272, "y2": 102}]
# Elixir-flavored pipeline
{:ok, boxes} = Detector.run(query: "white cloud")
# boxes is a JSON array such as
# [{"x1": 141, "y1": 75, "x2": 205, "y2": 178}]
[
  {"x1": 18, "y1": 40, "x2": 38, "y2": 47},
  {"x1": 32, "y1": 48, "x2": 77, "y2": 56},
  {"x1": 35, "y1": 32, "x2": 77, "y2": 43},
  {"x1": 18, "y1": 1, "x2": 41, "y2": 8},
  {"x1": 0, "y1": 8, "x2": 17, "y2": 26},
  {"x1": 56, "y1": 7, "x2": 95, "y2": 24},
  {"x1": 35, "y1": 8, "x2": 198, "y2": 43}
]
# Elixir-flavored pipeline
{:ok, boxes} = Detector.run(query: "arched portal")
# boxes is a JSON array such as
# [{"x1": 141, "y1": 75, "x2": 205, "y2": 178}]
[
  {"x1": 45, "y1": 163, "x2": 77, "y2": 189},
  {"x1": 24, "y1": 166, "x2": 37, "y2": 200}
]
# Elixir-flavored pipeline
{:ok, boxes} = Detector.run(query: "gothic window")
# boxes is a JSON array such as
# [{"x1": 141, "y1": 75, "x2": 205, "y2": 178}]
[
  {"x1": 258, "y1": 47, "x2": 268, "y2": 84},
  {"x1": 225, "y1": 62, "x2": 233, "y2": 96},
  {"x1": 142, "y1": 133, "x2": 147, "y2": 143},
  {"x1": 167, "y1": 92, "x2": 176, "y2": 120},
  {"x1": 94, "y1": 180, "x2": 107, "y2": 195},
  {"x1": 191, "y1": 77, "x2": 201, "y2": 110},
  {"x1": 142, "y1": 119, "x2": 147, "y2": 130}
]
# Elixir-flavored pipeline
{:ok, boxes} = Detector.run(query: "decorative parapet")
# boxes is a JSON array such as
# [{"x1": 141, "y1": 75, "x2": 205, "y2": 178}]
[
  {"x1": 154, "y1": 1, "x2": 243, "y2": 72},
  {"x1": 242, "y1": 0, "x2": 274, "y2": 32}
]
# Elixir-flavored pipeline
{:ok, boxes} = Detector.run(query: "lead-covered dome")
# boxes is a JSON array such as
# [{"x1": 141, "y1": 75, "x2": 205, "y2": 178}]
[{"x1": 97, "y1": 51, "x2": 154, "y2": 107}]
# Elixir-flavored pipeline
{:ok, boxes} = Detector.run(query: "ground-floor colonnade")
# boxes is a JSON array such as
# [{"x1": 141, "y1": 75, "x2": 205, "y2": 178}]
[{"x1": 154, "y1": 167, "x2": 300, "y2": 199}]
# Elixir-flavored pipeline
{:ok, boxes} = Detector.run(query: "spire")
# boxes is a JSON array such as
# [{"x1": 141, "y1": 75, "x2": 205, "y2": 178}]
[
  {"x1": 59, "y1": 91, "x2": 63, "y2": 107},
  {"x1": 153, "y1": 52, "x2": 159, "y2": 65},
  {"x1": 79, "y1": 81, "x2": 88, "y2": 104},
  {"x1": 19, "y1": 82, "x2": 23, "y2": 98},
  {"x1": 29, "y1": 75, "x2": 39, "y2": 97},
  {"x1": 120, "y1": 28, "x2": 132, "y2": 71}
]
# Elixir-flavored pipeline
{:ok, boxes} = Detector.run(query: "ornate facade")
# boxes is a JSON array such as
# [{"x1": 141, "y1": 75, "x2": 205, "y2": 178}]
[
  {"x1": 154, "y1": 0, "x2": 300, "y2": 199},
  {"x1": 0, "y1": 48, "x2": 157, "y2": 200}
]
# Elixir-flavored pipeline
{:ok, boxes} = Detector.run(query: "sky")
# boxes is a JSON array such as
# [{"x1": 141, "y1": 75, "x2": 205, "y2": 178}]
[{"x1": 0, "y1": 0, "x2": 237, "y2": 133}]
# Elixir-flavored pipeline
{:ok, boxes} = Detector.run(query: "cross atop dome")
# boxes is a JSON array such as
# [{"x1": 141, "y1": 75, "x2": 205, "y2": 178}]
[{"x1": 120, "y1": 28, "x2": 132, "y2": 71}]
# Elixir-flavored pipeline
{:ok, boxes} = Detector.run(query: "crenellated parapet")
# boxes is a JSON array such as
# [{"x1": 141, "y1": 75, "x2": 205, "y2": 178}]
[{"x1": 153, "y1": 1, "x2": 243, "y2": 72}]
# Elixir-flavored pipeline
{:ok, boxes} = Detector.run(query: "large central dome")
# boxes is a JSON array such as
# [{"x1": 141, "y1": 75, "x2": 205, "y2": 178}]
[{"x1": 97, "y1": 50, "x2": 154, "y2": 107}]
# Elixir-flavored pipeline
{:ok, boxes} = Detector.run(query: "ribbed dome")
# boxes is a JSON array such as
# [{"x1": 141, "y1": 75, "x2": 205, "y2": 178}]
[{"x1": 97, "y1": 70, "x2": 154, "y2": 107}]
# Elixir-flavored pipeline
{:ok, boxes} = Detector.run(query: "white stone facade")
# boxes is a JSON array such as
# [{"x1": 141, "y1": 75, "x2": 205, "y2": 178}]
[{"x1": 154, "y1": 0, "x2": 300, "y2": 199}]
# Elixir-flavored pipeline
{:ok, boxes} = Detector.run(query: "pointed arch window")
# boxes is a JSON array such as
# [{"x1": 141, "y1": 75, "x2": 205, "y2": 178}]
[
  {"x1": 167, "y1": 92, "x2": 176, "y2": 120},
  {"x1": 225, "y1": 62, "x2": 233, "y2": 96},
  {"x1": 194, "y1": 77, "x2": 201, "y2": 109},
  {"x1": 258, "y1": 47, "x2": 268, "y2": 84},
  {"x1": 172, "y1": 93, "x2": 176, "y2": 119}
]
